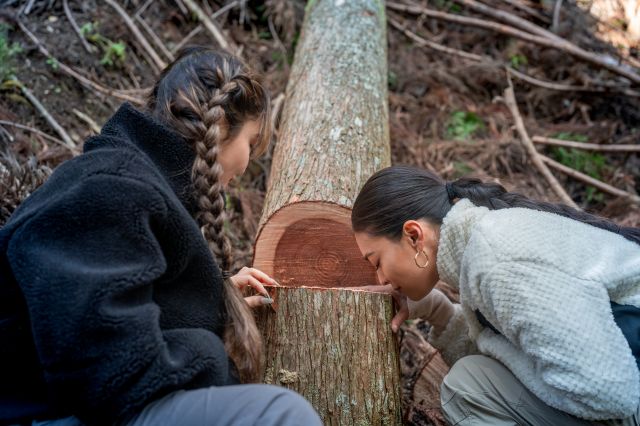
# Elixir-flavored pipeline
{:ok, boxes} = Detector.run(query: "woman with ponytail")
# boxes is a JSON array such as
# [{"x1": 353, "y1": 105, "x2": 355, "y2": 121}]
[
  {"x1": 352, "y1": 165, "x2": 640, "y2": 425},
  {"x1": 0, "y1": 47, "x2": 320, "y2": 426}
]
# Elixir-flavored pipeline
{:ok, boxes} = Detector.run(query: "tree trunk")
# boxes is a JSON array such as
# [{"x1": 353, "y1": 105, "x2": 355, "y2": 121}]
[
  {"x1": 252, "y1": 0, "x2": 403, "y2": 424},
  {"x1": 258, "y1": 0, "x2": 391, "y2": 225},
  {"x1": 257, "y1": 288, "x2": 402, "y2": 425}
]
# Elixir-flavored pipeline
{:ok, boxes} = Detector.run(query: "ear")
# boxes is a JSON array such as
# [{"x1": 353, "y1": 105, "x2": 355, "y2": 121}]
[{"x1": 402, "y1": 220, "x2": 425, "y2": 250}]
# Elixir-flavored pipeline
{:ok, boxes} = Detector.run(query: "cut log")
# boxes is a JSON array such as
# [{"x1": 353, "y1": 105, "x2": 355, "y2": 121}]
[
  {"x1": 252, "y1": 0, "x2": 405, "y2": 424},
  {"x1": 258, "y1": 0, "x2": 391, "y2": 225},
  {"x1": 257, "y1": 287, "x2": 401, "y2": 424},
  {"x1": 254, "y1": 202, "x2": 377, "y2": 289}
]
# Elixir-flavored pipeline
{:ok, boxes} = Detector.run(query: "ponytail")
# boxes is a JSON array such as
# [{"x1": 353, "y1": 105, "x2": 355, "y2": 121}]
[{"x1": 352, "y1": 165, "x2": 640, "y2": 246}]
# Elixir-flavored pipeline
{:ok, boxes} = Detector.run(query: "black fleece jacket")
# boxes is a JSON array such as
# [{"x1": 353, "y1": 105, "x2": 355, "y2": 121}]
[{"x1": 0, "y1": 103, "x2": 237, "y2": 425}]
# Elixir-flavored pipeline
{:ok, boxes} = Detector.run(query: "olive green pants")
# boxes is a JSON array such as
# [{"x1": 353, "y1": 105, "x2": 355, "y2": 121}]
[{"x1": 441, "y1": 355, "x2": 640, "y2": 426}]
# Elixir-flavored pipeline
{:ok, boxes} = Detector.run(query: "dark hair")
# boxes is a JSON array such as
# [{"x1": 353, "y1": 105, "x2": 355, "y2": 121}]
[
  {"x1": 145, "y1": 46, "x2": 271, "y2": 383},
  {"x1": 352, "y1": 165, "x2": 640, "y2": 246}
]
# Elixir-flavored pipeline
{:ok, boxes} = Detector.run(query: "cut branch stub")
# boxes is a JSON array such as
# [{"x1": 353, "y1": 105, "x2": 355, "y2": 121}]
[{"x1": 253, "y1": 201, "x2": 377, "y2": 289}]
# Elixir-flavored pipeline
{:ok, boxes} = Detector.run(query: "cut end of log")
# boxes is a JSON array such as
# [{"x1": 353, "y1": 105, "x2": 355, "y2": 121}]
[{"x1": 253, "y1": 201, "x2": 377, "y2": 289}]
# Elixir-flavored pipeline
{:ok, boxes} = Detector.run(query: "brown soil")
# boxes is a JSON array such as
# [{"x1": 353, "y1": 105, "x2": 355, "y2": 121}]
[{"x1": 1, "y1": 1, "x2": 638, "y2": 423}]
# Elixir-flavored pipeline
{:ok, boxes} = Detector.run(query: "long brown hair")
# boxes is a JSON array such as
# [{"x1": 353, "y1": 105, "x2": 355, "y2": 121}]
[
  {"x1": 352, "y1": 165, "x2": 640, "y2": 246},
  {"x1": 146, "y1": 46, "x2": 271, "y2": 382}
]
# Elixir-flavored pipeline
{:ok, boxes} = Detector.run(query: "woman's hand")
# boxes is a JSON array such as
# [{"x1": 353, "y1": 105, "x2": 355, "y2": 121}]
[
  {"x1": 359, "y1": 285, "x2": 408, "y2": 333},
  {"x1": 229, "y1": 267, "x2": 278, "y2": 308}
]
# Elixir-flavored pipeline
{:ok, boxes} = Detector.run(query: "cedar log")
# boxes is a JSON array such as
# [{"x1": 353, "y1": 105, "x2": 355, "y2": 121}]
[{"x1": 252, "y1": 0, "x2": 402, "y2": 424}]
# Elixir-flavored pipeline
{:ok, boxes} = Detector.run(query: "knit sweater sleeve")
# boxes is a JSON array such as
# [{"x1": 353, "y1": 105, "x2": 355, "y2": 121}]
[
  {"x1": 426, "y1": 303, "x2": 479, "y2": 366},
  {"x1": 6, "y1": 173, "x2": 231, "y2": 425},
  {"x1": 407, "y1": 290, "x2": 479, "y2": 366},
  {"x1": 477, "y1": 260, "x2": 640, "y2": 420}
]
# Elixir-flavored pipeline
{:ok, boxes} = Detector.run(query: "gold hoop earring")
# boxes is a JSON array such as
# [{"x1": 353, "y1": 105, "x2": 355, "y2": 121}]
[{"x1": 414, "y1": 250, "x2": 429, "y2": 269}]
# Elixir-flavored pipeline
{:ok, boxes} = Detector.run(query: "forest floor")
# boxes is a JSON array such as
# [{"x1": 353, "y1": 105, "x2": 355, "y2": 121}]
[
  {"x1": 1, "y1": 1, "x2": 639, "y2": 423},
  {"x1": 1, "y1": 0, "x2": 639, "y2": 269}
]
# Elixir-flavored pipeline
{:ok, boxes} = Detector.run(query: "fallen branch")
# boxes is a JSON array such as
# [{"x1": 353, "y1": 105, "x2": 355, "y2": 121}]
[
  {"x1": 454, "y1": 0, "x2": 640, "y2": 75},
  {"x1": 72, "y1": 109, "x2": 101, "y2": 134},
  {"x1": 540, "y1": 155, "x2": 640, "y2": 204},
  {"x1": 532, "y1": 136, "x2": 640, "y2": 152},
  {"x1": 104, "y1": 0, "x2": 166, "y2": 71},
  {"x1": 551, "y1": 0, "x2": 563, "y2": 33},
  {"x1": 135, "y1": 16, "x2": 175, "y2": 62},
  {"x1": 181, "y1": 0, "x2": 238, "y2": 54},
  {"x1": 62, "y1": 0, "x2": 94, "y2": 53},
  {"x1": 21, "y1": 0, "x2": 36, "y2": 15},
  {"x1": 174, "y1": 0, "x2": 189, "y2": 16},
  {"x1": 452, "y1": 0, "x2": 567, "y2": 42},
  {"x1": 387, "y1": 1, "x2": 640, "y2": 85},
  {"x1": 133, "y1": 0, "x2": 154, "y2": 18},
  {"x1": 9, "y1": 15, "x2": 143, "y2": 105},
  {"x1": 18, "y1": 81, "x2": 77, "y2": 149},
  {"x1": 502, "y1": 76, "x2": 579, "y2": 208},
  {"x1": 388, "y1": 17, "x2": 485, "y2": 62},
  {"x1": 171, "y1": 1, "x2": 239, "y2": 54},
  {"x1": 508, "y1": 67, "x2": 640, "y2": 96},
  {"x1": 0, "y1": 120, "x2": 76, "y2": 152},
  {"x1": 388, "y1": 14, "x2": 640, "y2": 96},
  {"x1": 500, "y1": 0, "x2": 550, "y2": 23}
]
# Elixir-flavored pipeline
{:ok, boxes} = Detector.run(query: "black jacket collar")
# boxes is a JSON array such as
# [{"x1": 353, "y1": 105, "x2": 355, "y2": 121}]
[{"x1": 84, "y1": 102, "x2": 198, "y2": 213}]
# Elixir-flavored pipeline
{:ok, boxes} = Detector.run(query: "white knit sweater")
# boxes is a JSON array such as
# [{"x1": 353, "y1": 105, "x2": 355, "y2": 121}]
[{"x1": 427, "y1": 199, "x2": 640, "y2": 420}]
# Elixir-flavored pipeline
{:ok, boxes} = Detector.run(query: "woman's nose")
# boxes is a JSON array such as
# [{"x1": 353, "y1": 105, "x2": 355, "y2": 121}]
[{"x1": 376, "y1": 269, "x2": 389, "y2": 286}]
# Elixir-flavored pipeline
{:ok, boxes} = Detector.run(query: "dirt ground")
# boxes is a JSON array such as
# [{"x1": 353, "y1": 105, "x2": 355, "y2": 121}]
[
  {"x1": 1, "y1": 0, "x2": 639, "y2": 269},
  {"x1": 0, "y1": 1, "x2": 638, "y2": 424}
]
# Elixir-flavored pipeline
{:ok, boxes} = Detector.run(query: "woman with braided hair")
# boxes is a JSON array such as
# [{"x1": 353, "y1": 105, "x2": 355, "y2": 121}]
[
  {"x1": 352, "y1": 165, "x2": 640, "y2": 425},
  {"x1": 0, "y1": 47, "x2": 321, "y2": 426}
]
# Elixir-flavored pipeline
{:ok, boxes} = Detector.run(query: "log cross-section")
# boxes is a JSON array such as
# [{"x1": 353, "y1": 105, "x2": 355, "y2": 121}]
[{"x1": 252, "y1": 0, "x2": 402, "y2": 424}]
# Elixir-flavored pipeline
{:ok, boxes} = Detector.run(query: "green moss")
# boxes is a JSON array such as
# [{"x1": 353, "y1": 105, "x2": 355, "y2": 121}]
[{"x1": 0, "y1": 24, "x2": 22, "y2": 83}]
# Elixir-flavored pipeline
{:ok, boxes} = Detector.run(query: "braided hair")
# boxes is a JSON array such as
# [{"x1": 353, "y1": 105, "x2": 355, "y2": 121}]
[
  {"x1": 352, "y1": 165, "x2": 640, "y2": 246},
  {"x1": 146, "y1": 46, "x2": 271, "y2": 382}
]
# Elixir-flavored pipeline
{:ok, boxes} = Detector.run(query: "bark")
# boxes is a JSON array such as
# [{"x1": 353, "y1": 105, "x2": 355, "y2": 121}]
[
  {"x1": 259, "y1": 0, "x2": 391, "y2": 226},
  {"x1": 256, "y1": 288, "x2": 402, "y2": 425},
  {"x1": 252, "y1": 1, "x2": 403, "y2": 424}
]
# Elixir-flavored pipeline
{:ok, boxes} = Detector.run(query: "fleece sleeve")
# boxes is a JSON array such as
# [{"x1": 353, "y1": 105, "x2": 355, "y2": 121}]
[
  {"x1": 407, "y1": 290, "x2": 478, "y2": 366},
  {"x1": 476, "y1": 260, "x2": 639, "y2": 420},
  {"x1": 7, "y1": 173, "x2": 231, "y2": 425}
]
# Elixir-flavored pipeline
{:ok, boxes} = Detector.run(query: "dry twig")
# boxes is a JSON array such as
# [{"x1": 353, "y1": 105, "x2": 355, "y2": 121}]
[
  {"x1": 181, "y1": 0, "x2": 238, "y2": 54},
  {"x1": 540, "y1": 155, "x2": 640, "y2": 204},
  {"x1": 62, "y1": 0, "x2": 94, "y2": 53},
  {"x1": 0, "y1": 120, "x2": 74, "y2": 151},
  {"x1": 9, "y1": 15, "x2": 143, "y2": 105},
  {"x1": 72, "y1": 109, "x2": 101, "y2": 134},
  {"x1": 501, "y1": 76, "x2": 579, "y2": 208},
  {"x1": 500, "y1": 0, "x2": 550, "y2": 23},
  {"x1": 133, "y1": 0, "x2": 154, "y2": 18},
  {"x1": 18, "y1": 81, "x2": 77, "y2": 149},
  {"x1": 551, "y1": 0, "x2": 563, "y2": 33},
  {"x1": 388, "y1": 17, "x2": 485, "y2": 62},
  {"x1": 135, "y1": 16, "x2": 175, "y2": 62},
  {"x1": 532, "y1": 136, "x2": 640, "y2": 152},
  {"x1": 171, "y1": 1, "x2": 239, "y2": 54},
  {"x1": 508, "y1": 67, "x2": 640, "y2": 96},
  {"x1": 104, "y1": 0, "x2": 167, "y2": 71},
  {"x1": 387, "y1": 1, "x2": 640, "y2": 85},
  {"x1": 388, "y1": 14, "x2": 640, "y2": 96}
]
